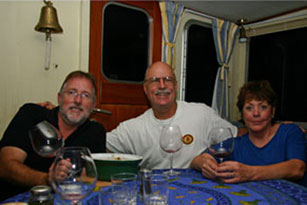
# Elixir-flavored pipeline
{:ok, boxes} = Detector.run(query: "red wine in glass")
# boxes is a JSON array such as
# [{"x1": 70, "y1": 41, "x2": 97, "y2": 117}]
[
  {"x1": 159, "y1": 125, "x2": 183, "y2": 176},
  {"x1": 212, "y1": 147, "x2": 232, "y2": 162},
  {"x1": 208, "y1": 128, "x2": 234, "y2": 163}
]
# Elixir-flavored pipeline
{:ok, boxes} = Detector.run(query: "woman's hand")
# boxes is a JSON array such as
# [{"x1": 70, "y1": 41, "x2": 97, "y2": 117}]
[{"x1": 215, "y1": 161, "x2": 251, "y2": 183}]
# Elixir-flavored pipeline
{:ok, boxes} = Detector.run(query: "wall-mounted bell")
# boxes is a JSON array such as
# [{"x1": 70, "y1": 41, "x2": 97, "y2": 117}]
[
  {"x1": 35, "y1": 0, "x2": 63, "y2": 70},
  {"x1": 35, "y1": 0, "x2": 63, "y2": 35}
]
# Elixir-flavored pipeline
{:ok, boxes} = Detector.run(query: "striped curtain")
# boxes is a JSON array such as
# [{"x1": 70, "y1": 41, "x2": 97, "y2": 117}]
[
  {"x1": 159, "y1": 1, "x2": 184, "y2": 68},
  {"x1": 211, "y1": 18, "x2": 239, "y2": 120}
]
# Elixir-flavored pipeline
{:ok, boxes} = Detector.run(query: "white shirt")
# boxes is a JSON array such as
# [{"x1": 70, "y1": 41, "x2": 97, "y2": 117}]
[{"x1": 107, "y1": 101, "x2": 237, "y2": 169}]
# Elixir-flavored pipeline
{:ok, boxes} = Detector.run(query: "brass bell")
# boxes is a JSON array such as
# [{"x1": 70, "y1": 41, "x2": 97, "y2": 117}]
[
  {"x1": 35, "y1": 0, "x2": 63, "y2": 34},
  {"x1": 35, "y1": 0, "x2": 63, "y2": 70}
]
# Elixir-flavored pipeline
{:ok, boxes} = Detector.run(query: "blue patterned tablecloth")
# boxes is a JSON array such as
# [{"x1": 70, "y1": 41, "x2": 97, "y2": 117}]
[{"x1": 2, "y1": 169, "x2": 307, "y2": 205}]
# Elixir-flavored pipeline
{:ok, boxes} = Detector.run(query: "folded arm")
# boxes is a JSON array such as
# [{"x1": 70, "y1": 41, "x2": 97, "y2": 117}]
[
  {"x1": 0, "y1": 146, "x2": 49, "y2": 187},
  {"x1": 190, "y1": 152, "x2": 305, "y2": 183}
]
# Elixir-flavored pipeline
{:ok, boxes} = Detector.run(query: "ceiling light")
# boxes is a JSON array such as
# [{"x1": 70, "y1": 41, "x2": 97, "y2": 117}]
[{"x1": 238, "y1": 19, "x2": 248, "y2": 43}]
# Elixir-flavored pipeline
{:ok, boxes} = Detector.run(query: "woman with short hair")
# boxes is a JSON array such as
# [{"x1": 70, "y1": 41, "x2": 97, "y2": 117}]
[{"x1": 191, "y1": 80, "x2": 306, "y2": 184}]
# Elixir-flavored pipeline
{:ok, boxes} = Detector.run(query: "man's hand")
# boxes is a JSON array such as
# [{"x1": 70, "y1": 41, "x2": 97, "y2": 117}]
[
  {"x1": 37, "y1": 101, "x2": 56, "y2": 110},
  {"x1": 48, "y1": 158, "x2": 72, "y2": 183}
]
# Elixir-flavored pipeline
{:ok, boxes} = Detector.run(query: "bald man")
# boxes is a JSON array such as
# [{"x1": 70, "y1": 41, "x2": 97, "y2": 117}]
[{"x1": 107, "y1": 61, "x2": 237, "y2": 169}]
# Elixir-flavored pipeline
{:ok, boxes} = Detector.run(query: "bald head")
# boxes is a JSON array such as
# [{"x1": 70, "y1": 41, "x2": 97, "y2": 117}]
[
  {"x1": 145, "y1": 62, "x2": 176, "y2": 82},
  {"x1": 143, "y1": 61, "x2": 178, "y2": 119}
]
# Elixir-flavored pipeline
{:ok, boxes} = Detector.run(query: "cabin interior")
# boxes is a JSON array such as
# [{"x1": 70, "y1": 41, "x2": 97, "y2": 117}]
[{"x1": 1, "y1": 0, "x2": 307, "y2": 138}]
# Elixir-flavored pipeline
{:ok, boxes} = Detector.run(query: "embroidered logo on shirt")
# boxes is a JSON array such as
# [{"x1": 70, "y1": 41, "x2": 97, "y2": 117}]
[{"x1": 182, "y1": 134, "x2": 194, "y2": 145}]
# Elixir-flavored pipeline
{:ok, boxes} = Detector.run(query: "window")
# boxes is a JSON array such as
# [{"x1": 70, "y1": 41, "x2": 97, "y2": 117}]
[
  {"x1": 102, "y1": 3, "x2": 151, "y2": 83},
  {"x1": 183, "y1": 22, "x2": 219, "y2": 106},
  {"x1": 248, "y1": 27, "x2": 307, "y2": 122}
]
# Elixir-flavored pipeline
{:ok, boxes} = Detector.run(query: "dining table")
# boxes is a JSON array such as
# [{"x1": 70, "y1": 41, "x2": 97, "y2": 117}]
[{"x1": 2, "y1": 168, "x2": 307, "y2": 204}]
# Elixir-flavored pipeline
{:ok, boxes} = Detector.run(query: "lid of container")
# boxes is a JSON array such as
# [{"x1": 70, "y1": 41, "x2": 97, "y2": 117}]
[{"x1": 30, "y1": 185, "x2": 51, "y2": 195}]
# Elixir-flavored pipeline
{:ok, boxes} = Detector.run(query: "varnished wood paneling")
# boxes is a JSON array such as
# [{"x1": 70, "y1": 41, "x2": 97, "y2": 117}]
[{"x1": 89, "y1": 0, "x2": 161, "y2": 130}]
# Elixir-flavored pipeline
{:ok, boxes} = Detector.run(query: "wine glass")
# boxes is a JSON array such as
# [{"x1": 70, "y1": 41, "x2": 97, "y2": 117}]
[
  {"x1": 51, "y1": 147, "x2": 97, "y2": 204},
  {"x1": 208, "y1": 127, "x2": 234, "y2": 163},
  {"x1": 159, "y1": 125, "x2": 183, "y2": 176},
  {"x1": 29, "y1": 121, "x2": 64, "y2": 157}
]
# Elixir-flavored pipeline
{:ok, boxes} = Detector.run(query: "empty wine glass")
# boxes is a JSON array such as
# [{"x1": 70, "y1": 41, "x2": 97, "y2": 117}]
[
  {"x1": 51, "y1": 147, "x2": 97, "y2": 204},
  {"x1": 159, "y1": 125, "x2": 183, "y2": 176},
  {"x1": 29, "y1": 121, "x2": 64, "y2": 157},
  {"x1": 208, "y1": 127, "x2": 234, "y2": 163}
]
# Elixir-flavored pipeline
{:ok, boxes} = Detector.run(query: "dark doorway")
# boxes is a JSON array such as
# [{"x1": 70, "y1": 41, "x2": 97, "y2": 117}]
[{"x1": 185, "y1": 23, "x2": 219, "y2": 106}]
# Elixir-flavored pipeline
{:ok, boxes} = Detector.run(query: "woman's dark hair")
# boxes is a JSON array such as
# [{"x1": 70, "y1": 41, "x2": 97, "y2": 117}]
[{"x1": 236, "y1": 80, "x2": 277, "y2": 114}]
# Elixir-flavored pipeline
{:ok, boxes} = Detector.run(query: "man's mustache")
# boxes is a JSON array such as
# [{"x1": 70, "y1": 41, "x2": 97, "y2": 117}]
[
  {"x1": 154, "y1": 89, "x2": 171, "y2": 95},
  {"x1": 68, "y1": 105, "x2": 84, "y2": 111}
]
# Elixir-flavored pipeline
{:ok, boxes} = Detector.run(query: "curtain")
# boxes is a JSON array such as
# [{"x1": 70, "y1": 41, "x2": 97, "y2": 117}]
[
  {"x1": 211, "y1": 18, "x2": 239, "y2": 120},
  {"x1": 159, "y1": 1, "x2": 183, "y2": 68}
]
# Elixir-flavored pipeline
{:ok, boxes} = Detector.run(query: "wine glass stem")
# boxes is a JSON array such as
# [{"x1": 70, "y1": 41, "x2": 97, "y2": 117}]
[
  {"x1": 169, "y1": 153, "x2": 174, "y2": 173},
  {"x1": 219, "y1": 158, "x2": 223, "y2": 163}
]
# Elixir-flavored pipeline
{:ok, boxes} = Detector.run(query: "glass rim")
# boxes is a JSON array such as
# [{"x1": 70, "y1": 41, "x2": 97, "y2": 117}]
[
  {"x1": 58, "y1": 146, "x2": 91, "y2": 153},
  {"x1": 145, "y1": 173, "x2": 169, "y2": 180},
  {"x1": 111, "y1": 172, "x2": 137, "y2": 180}
]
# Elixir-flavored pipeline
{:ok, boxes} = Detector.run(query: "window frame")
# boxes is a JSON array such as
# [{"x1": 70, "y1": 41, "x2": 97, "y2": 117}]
[
  {"x1": 89, "y1": 1, "x2": 162, "y2": 105},
  {"x1": 174, "y1": 10, "x2": 213, "y2": 101},
  {"x1": 101, "y1": 2, "x2": 152, "y2": 84},
  {"x1": 181, "y1": 20, "x2": 218, "y2": 105}
]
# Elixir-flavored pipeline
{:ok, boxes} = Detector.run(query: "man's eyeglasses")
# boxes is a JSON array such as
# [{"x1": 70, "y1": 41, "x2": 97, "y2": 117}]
[
  {"x1": 64, "y1": 89, "x2": 93, "y2": 100},
  {"x1": 144, "y1": 76, "x2": 175, "y2": 85}
]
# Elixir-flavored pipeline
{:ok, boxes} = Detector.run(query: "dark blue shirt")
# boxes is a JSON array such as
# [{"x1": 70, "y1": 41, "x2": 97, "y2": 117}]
[
  {"x1": 227, "y1": 124, "x2": 305, "y2": 165},
  {"x1": 216, "y1": 123, "x2": 306, "y2": 186}
]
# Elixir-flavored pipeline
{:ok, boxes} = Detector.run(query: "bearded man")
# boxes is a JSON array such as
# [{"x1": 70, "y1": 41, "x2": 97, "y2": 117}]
[{"x1": 0, "y1": 71, "x2": 106, "y2": 201}]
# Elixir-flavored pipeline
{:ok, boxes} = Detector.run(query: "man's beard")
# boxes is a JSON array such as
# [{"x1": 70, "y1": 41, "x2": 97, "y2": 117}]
[{"x1": 59, "y1": 104, "x2": 90, "y2": 126}]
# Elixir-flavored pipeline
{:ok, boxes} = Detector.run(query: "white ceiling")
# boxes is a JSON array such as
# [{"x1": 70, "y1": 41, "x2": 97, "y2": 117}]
[{"x1": 174, "y1": 1, "x2": 307, "y2": 23}]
